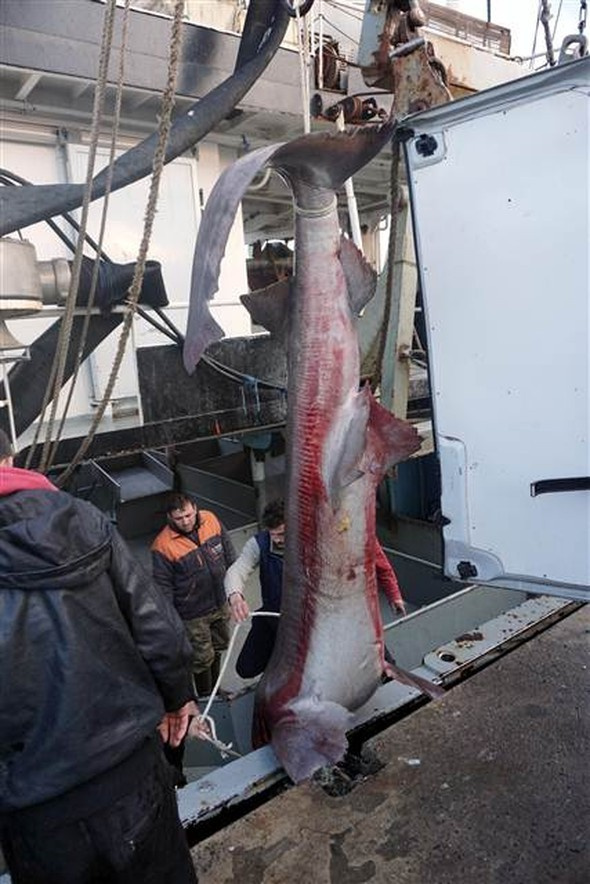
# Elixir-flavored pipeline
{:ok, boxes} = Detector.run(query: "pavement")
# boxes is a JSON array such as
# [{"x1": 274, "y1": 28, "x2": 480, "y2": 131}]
[{"x1": 190, "y1": 605, "x2": 589, "y2": 883}]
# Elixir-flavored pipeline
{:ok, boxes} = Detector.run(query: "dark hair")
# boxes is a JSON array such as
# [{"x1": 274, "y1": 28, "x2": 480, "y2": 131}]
[
  {"x1": 165, "y1": 492, "x2": 197, "y2": 515},
  {"x1": 262, "y1": 499, "x2": 284, "y2": 529},
  {"x1": 0, "y1": 429, "x2": 13, "y2": 461}
]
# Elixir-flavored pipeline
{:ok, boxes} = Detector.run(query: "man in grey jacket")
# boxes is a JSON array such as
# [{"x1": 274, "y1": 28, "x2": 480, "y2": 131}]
[{"x1": 0, "y1": 430, "x2": 201, "y2": 884}]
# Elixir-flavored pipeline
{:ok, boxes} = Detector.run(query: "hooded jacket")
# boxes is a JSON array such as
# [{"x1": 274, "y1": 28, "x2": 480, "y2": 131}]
[{"x1": 0, "y1": 467, "x2": 193, "y2": 811}]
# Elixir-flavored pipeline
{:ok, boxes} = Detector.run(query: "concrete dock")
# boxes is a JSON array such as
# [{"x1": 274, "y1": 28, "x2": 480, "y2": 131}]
[{"x1": 190, "y1": 606, "x2": 589, "y2": 883}]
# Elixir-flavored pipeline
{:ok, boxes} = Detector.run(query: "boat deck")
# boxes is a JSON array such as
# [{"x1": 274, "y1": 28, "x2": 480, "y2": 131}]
[{"x1": 189, "y1": 605, "x2": 589, "y2": 883}]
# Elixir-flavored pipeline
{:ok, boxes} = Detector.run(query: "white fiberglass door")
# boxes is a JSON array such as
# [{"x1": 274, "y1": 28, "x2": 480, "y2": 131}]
[{"x1": 403, "y1": 59, "x2": 589, "y2": 600}]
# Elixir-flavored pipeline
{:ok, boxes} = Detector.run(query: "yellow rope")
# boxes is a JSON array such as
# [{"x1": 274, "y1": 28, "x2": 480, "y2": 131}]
[
  {"x1": 27, "y1": 0, "x2": 117, "y2": 470},
  {"x1": 47, "y1": 0, "x2": 132, "y2": 469},
  {"x1": 57, "y1": 0, "x2": 185, "y2": 487}
]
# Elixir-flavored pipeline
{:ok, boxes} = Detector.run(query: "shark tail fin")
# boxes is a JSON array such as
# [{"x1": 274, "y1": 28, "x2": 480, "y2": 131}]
[
  {"x1": 269, "y1": 697, "x2": 352, "y2": 784},
  {"x1": 271, "y1": 123, "x2": 394, "y2": 197}
]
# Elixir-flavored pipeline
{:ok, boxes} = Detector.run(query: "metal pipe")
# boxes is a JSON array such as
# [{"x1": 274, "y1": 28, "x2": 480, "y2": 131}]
[
  {"x1": 1, "y1": 362, "x2": 18, "y2": 449},
  {"x1": 336, "y1": 111, "x2": 363, "y2": 250}
]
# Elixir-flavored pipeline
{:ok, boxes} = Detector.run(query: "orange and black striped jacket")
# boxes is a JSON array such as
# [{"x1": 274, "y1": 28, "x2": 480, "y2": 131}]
[{"x1": 151, "y1": 510, "x2": 236, "y2": 620}]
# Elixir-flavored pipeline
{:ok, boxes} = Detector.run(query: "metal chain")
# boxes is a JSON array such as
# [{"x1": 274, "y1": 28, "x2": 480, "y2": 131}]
[
  {"x1": 540, "y1": 0, "x2": 557, "y2": 67},
  {"x1": 57, "y1": 0, "x2": 185, "y2": 487},
  {"x1": 579, "y1": 0, "x2": 587, "y2": 34}
]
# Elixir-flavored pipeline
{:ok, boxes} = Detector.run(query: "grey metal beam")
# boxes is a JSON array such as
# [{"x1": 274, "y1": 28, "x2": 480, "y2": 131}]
[
  {"x1": 14, "y1": 71, "x2": 41, "y2": 100},
  {"x1": 0, "y1": 0, "x2": 303, "y2": 115}
]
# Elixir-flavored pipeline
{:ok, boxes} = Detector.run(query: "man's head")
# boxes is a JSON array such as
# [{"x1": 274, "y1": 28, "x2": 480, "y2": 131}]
[
  {"x1": 262, "y1": 499, "x2": 285, "y2": 549},
  {"x1": 165, "y1": 492, "x2": 199, "y2": 535},
  {"x1": 0, "y1": 430, "x2": 14, "y2": 468}
]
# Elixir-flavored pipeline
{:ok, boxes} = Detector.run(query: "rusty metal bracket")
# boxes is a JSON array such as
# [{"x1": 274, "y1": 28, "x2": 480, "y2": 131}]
[{"x1": 358, "y1": 0, "x2": 451, "y2": 116}]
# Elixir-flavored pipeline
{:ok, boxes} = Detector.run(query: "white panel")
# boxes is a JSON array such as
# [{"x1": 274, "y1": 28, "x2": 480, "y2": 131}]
[
  {"x1": 405, "y1": 63, "x2": 590, "y2": 596},
  {"x1": 0, "y1": 137, "x2": 97, "y2": 426},
  {"x1": 68, "y1": 145, "x2": 203, "y2": 403},
  {"x1": 69, "y1": 145, "x2": 201, "y2": 349}
]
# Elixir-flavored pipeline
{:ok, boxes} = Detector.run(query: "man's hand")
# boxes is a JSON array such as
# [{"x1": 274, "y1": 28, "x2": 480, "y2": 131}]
[
  {"x1": 229, "y1": 591, "x2": 250, "y2": 622},
  {"x1": 188, "y1": 713, "x2": 211, "y2": 741},
  {"x1": 394, "y1": 601, "x2": 406, "y2": 616},
  {"x1": 158, "y1": 700, "x2": 198, "y2": 748}
]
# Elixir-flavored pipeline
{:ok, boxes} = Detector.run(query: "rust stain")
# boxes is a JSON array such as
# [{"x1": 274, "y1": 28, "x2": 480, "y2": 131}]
[{"x1": 455, "y1": 631, "x2": 484, "y2": 643}]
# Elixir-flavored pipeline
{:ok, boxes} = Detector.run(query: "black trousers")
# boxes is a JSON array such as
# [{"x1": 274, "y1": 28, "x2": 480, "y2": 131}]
[
  {"x1": 0, "y1": 739, "x2": 197, "y2": 884},
  {"x1": 235, "y1": 613, "x2": 279, "y2": 679}
]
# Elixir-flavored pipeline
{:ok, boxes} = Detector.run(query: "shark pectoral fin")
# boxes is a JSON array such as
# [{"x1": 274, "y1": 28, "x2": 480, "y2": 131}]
[
  {"x1": 271, "y1": 698, "x2": 352, "y2": 784},
  {"x1": 365, "y1": 392, "x2": 422, "y2": 475},
  {"x1": 240, "y1": 278, "x2": 291, "y2": 342},
  {"x1": 183, "y1": 142, "x2": 285, "y2": 373},
  {"x1": 323, "y1": 387, "x2": 371, "y2": 506},
  {"x1": 339, "y1": 236, "x2": 377, "y2": 316}
]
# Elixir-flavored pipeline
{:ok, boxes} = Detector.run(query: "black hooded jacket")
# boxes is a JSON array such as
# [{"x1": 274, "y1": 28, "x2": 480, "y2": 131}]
[{"x1": 0, "y1": 472, "x2": 193, "y2": 811}]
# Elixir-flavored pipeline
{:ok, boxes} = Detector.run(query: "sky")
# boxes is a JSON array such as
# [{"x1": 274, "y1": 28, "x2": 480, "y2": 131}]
[{"x1": 450, "y1": 1, "x2": 583, "y2": 58}]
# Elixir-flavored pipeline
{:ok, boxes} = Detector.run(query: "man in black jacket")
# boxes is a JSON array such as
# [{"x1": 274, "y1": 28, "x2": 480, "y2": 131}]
[{"x1": 0, "y1": 430, "x2": 200, "y2": 884}]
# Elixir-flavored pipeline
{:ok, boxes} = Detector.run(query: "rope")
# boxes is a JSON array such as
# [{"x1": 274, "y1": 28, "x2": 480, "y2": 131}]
[
  {"x1": 34, "y1": 0, "x2": 117, "y2": 473},
  {"x1": 540, "y1": 0, "x2": 557, "y2": 66},
  {"x1": 56, "y1": 0, "x2": 185, "y2": 487},
  {"x1": 191, "y1": 611, "x2": 281, "y2": 760},
  {"x1": 48, "y1": 0, "x2": 132, "y2": 468}
]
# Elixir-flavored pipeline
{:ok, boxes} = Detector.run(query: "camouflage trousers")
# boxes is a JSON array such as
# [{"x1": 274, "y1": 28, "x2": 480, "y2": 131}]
[{"x1": 183, "y1": 604, "x2": 230, "y2": 695}]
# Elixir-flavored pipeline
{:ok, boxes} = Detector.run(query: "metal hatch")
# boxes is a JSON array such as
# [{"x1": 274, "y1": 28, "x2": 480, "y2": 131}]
[{"x1": 402, "y1": 58, "x2": 590, "y2": 600}]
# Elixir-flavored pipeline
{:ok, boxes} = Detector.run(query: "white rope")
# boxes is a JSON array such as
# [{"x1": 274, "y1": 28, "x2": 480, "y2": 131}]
[
  {"x1": 294, "y1": 195, "x2": 338, "y2": 217},
  {"x1": 191, "y1": 611, "x2": 281, "y2": 760}
]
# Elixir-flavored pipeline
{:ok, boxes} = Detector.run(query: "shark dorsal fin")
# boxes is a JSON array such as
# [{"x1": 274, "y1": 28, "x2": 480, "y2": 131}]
[
  {"x1": 241, "y1": 278, "x2": 291, "y2": 344},
  {"x1": 339, "y1": 236, "x2": 377, "y2": 316}
]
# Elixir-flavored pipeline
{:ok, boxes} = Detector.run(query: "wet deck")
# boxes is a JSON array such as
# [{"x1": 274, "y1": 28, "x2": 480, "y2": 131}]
[{"x1": 190, "y1": 605, "x2": 589, "y2": 883}]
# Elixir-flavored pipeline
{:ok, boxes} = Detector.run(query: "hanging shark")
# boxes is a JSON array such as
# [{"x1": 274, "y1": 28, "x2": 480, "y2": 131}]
[{"x1": 183, "y1": 124, "x2": 421, "y2": 783}]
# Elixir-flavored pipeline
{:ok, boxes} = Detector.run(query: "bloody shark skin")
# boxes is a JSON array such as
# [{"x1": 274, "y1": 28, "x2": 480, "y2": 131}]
[
  {"x1": 183, "y1": 126, "x2": 421, "y2": 783},
  {"x1": 251, "y1": 132, "x2": 421, "y2": 782}
]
